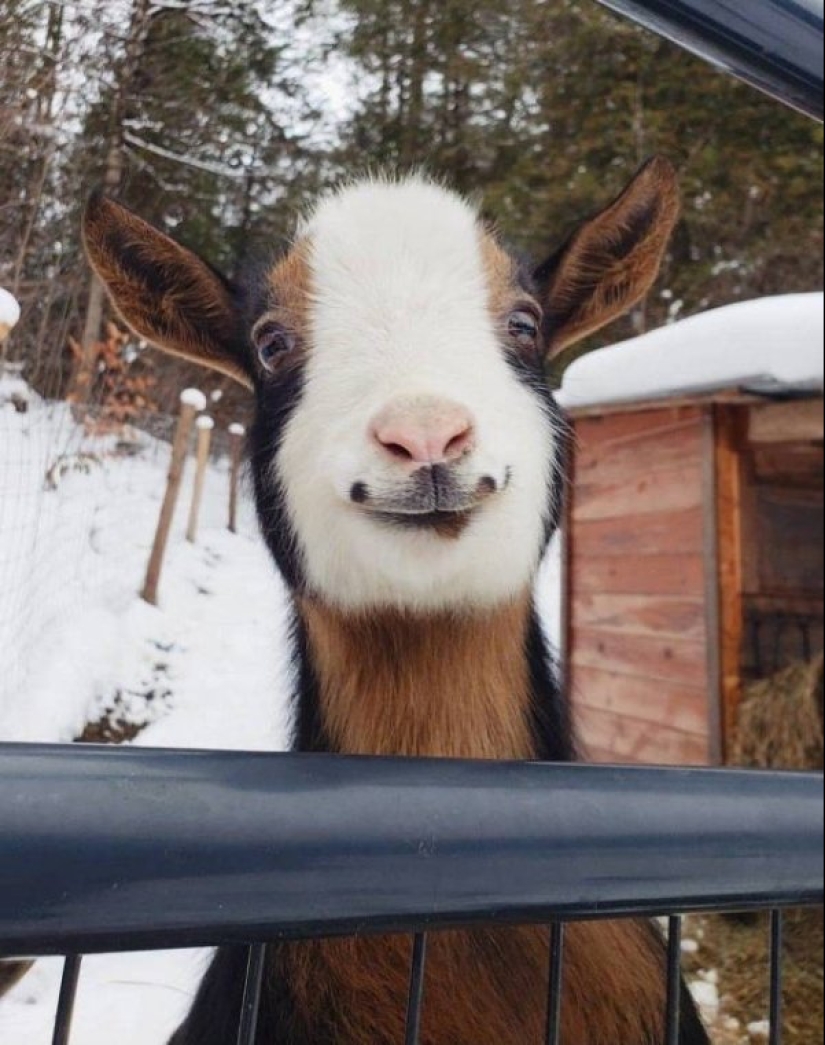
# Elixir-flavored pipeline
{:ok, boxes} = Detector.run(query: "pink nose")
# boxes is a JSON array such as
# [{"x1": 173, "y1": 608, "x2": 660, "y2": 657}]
[{"x1": 371, "y1": 398, "x2": 476, "y2": 465}]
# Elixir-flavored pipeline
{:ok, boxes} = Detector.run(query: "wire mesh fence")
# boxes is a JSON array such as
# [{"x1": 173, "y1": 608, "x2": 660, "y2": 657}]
[{"x1": 0, "y1": 375, "x2": 245, "y2": 738}]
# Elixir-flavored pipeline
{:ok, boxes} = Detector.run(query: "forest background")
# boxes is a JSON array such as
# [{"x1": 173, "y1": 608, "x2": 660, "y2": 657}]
[{"x1": 1, "y1": 0, "x2": 823, "y2": 422}]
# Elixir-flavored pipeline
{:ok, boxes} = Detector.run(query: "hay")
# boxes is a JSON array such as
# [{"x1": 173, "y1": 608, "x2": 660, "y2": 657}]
[
  {"x1": 732, "y1": 655, "x2": 824, "y2": 771},
  {"x1": 684, "y1": 910, "x2": 824, "y2": 1045}
]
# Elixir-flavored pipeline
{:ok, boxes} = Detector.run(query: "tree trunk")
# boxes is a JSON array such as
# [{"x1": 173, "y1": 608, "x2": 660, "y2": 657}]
[{"x1": 70, "y1": 0, "x2": 152, "y2": 404}]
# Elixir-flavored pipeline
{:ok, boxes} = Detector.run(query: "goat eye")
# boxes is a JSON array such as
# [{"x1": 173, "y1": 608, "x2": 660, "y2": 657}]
[
  {"x1": 508, "y1": 309, "x2": 541, "y2": 354},
  {"x1": 254, "y1": 324, "x2": 295, "y2": 371}
]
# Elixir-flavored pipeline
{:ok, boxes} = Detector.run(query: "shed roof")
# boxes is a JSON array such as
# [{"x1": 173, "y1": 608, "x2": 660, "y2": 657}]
[{"x1": 557, "y1": 293, "x2": 824, "y2": 413}]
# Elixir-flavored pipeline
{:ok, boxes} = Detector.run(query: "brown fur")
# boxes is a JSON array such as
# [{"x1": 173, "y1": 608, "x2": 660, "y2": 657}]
[
  {"x1": 287, "y1": 596, "x2": 668, "y2": 1044},
  {"x1": 300, "y1": 595, "x2": 536, "y2": 759},
  {"x1": 479, "y1": 231, "x2": 526, "y2": 320},
  {"x1": 275, "y1": 921, "x2": 666, "y2": 1045},
  {"x1": 256, "y1": 240, "x2": 315, "y2": 362}
]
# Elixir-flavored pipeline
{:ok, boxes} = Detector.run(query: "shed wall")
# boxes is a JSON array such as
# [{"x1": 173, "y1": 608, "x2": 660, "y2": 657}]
[{"x1": 567, "y1": 406, "x2": 712, "y2": 765}]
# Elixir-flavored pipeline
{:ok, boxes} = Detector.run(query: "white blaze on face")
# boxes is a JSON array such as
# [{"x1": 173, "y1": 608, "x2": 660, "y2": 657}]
[{"x1": 276, "y1": 177, "x2": 559, "y2": 612}]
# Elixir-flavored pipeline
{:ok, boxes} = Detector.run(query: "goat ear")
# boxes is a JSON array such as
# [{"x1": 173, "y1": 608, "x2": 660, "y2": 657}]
[
  {"x1": 82, "y1": 192, "x2": 252, "y2": 388},
  {"x1": 535, "y1": 157, "x2": 680, "y2": 359}
]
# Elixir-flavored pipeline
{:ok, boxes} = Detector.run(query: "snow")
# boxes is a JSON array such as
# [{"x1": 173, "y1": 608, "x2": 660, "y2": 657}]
[
  {"x1": 558, "y1": 293, "x2": 825, "y2": 411},
  {"x1": 179, "y1": 387, "x2": 207, "y2": 411},
  {"x1": 690, "y1": 979, "x2": 721, "y2": 1019},
  {"x1": 196, "y1": 414, "x2": 215, "y2": 431},
  {"x1": 228, "y1": 422, "x2": 246, "y2": 437},
  {"x1": 0, "y1": 287, "x2": 21, "y2": 330},
  {"x1": 0, "y1": 390, "x2": 293, "y2": 1043}
]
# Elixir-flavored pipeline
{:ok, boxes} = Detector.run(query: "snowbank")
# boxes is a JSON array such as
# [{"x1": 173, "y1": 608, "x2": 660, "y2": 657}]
[{"x1": 558, "y1": 293, "x2": 824, "y2": 411}]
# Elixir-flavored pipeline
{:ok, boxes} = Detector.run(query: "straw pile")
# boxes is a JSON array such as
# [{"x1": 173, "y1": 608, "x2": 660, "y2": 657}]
[{"x1": 731, "y1": 654, "x2": 824, "y2": 771}]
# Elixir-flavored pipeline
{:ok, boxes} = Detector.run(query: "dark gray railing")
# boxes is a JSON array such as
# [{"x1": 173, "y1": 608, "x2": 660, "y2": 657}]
[
  {"x1": 0, "y1": 745, "x2": 822, "y2": 1045},
  {"x1": 596, "y1": 0, "x2": 825, "y2": 120}
]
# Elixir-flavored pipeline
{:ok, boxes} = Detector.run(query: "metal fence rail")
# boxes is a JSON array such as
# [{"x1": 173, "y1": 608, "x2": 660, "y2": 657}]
[
  {"x1": 0, "y1": 745, "x2": 823, "y2": 1044},
  {"x1": 596, "y1": 0, "x2": 825, "y2": 121}
]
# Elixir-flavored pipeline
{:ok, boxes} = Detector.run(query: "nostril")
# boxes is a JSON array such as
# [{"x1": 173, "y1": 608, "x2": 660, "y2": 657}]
[
  {"x1": 383, "y1": 441, "x2": 415, "y2": 461},
  {"x1": 444, "y1": 426, "x2": 474, "y2": 461}
]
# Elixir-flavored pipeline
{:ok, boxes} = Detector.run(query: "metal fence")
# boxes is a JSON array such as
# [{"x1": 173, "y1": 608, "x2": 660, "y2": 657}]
[{"x1": 0, "y1": 744, "x2": 822, "y2": 1045}]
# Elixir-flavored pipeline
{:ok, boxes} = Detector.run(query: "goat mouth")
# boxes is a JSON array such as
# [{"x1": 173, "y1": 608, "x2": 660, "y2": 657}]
[{"x1": 369, "y1": 507, "x2": 476, "y2": 540}]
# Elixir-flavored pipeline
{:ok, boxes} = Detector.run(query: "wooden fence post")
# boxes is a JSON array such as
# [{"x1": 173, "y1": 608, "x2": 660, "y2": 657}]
[
  {"x1": 228, "y1": 423, "x2": 245, "y2": 534},
  {"x1": 141, "y1": 389, "x2": 205, "y2": 606},
  {"x1": 186, "y1": 415, "x2": 214, "y2": 544}
]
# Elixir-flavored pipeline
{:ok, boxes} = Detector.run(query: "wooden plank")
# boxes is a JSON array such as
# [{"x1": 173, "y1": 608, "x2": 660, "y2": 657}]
[
  {"x1": 572, "y1": 594, "x2": 706, "y2": 642},
  {"x1": 571, "y1": 628, "x2": 708, "y2": 688},
  {"x1": 749, "y1": 398, "x2": 824, "y2": 445},
  {"x1": 576, "y1": 418, "x2": 704, "y2": 480},
  {"x1": 750, "y1": 443, "x2": 824, "y2": 487},
  {"x1": 575, "y1": 554, "x2": 706, "y2": 597},
  {"x1": 574, "y1": 406, "x2": 702, "y2": 451},
  {"x1": 711, "y1": 407, "x2": 747, "y2": 764},
  {"x1": 571, "y1": 665, "x2": 709, "y2": 734},
  {"x1": 573, "y1": 507, "x2": 704, "y2": 559},
  {"x1": 574, "y1": 463, "x2": 703, "y2": 521},
  {"x1": 576, "y1": 705, "x2": 710, "y2": 765}
]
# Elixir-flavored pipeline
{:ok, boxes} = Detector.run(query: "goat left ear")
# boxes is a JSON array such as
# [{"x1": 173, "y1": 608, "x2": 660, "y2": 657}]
[
  {"x1": 82, "y1": 192, "x2": 252, "y2": 388},
  {"x1": 536, "y1": 157, "x2": 681, "y2": 359}
]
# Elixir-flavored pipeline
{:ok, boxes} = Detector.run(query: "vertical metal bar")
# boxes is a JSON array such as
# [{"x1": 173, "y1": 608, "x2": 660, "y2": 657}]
[
  {"x1": 52, "y1": 955, "x2": 82, "y2": 1045},
  {"x1": 546, "y1": 922, "x2": 565, "y2": 1045},
  {"x1": 665, "y1": 916, "x2": 683, "y2": 1045},
  {"x1": 770, "y1": 910, "x2": 784, "y2": 1045},
  {"x1": 405, "y1": 933, "x2": 428, "y2": 1045},
  {"x1": 237, "y1": 944, "x2": 267, "y2": 1045}
]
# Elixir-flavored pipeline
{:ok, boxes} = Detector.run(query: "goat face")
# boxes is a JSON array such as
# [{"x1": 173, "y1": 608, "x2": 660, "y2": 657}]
[
  {"x1": 250, "y1": 179, "x2": 565, "y2": 611},
  {"x1": 83, "y1": 163, "x2": 680, "y2": 612}
]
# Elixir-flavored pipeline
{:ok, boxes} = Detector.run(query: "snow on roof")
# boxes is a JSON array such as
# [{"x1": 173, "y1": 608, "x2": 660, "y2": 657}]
[
  {"x1": 557, "y1": 293, "x2": 824, "y2": 412},
  {"x1": 0, "y1": 287, "x2": 21, "y2": 330}
]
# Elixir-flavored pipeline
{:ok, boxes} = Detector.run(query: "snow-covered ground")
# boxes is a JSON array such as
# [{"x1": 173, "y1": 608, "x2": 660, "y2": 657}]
[{"x1": 0, "y1": 387, "x2": 292, "y2": 1043}]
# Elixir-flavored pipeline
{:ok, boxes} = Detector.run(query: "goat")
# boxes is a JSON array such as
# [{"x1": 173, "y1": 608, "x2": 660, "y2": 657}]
[{"x1": 83, "y1": 160, "x2": 710, "y2": 1045}]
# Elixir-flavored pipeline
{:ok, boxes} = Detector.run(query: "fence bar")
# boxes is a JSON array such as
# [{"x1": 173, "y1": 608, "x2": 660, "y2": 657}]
[
  {"x1": 51, "y1": 954, "x2": 82, "y2": 1045},
  {"x1": 545, "y1": 922, "x2": 565, "y2": 1045},
  {"x1": 404, "y1": 933, "x2": 428, "y2": 1045},
  {"x1": 769, "y1": 910, "x2": 784, "y2": 1045},
  {"x1": 0, "y1": 748, "x2": 822, "y2": 957},
  {"x1": 237, "y1": 944, "x2": 267, "y2": 1045},
  {"x1": 665, "y1": 916, "x2": 683, "y2": 1045}
]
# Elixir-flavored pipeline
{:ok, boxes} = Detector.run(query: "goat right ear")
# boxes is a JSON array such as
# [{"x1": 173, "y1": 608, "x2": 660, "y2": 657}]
[{"x1": 82, "y1": 192, "x2": 252, "y2": 388}]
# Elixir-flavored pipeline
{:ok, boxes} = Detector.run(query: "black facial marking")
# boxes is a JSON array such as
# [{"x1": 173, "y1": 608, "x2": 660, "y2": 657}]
[
  {"x1": 292, "y1": 611, "x2": 335, "y2": 753},
  {"x1": 478, "y1": 475, "x2": 497, "y2": 495},
  {"x1": 526, "y1": 604, "x2": 577, "y2": 763},
  {"x1": 249, "y1": 364, "x2": 307, "y2": 592},
  {"x1": 503, "y1": 350, "x2": 570, "y2": 551},
  {"x1": 350, "y1": 481, "x2": 369, "y2": 505}
]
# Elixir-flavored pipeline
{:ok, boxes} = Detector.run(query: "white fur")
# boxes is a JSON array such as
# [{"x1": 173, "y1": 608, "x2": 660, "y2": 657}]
[{"x1": 277, "y1": 177, "x2": 559, "y2": 611}]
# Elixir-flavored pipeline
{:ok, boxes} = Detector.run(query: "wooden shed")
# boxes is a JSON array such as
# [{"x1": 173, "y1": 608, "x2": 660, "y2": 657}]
[{"x1": 553, "y1": 294, "x2": 824, "y2": 766}]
